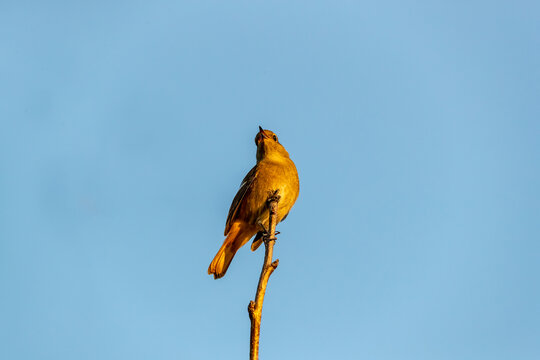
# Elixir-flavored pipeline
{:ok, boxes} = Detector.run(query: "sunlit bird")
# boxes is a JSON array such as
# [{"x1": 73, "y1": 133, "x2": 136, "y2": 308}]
[{"x1": 208, "y1": 127, "x2": 300, "y2": 279}]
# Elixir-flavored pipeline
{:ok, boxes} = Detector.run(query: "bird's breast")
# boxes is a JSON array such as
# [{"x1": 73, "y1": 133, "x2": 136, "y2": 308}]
[{"x1": 242, "y1": 157, "x2": 299, "y2": 226}]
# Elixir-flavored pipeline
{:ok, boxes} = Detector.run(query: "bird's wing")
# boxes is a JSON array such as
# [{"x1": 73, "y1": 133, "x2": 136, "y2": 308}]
[{"x1": 224, "y1": 165, "x2": 258, "y2": 235}]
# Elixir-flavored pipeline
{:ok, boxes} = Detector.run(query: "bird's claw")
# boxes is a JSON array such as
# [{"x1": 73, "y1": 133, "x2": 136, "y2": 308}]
[
  {"x1": 264, "y1": 236, "x2": 277, "y2": 243},
  {"x1": 257, "y1": 222, "x2": 279, "y2": 243},
  {"x1": 263, "y1": 229, "x2": 279, "y2": 243}
]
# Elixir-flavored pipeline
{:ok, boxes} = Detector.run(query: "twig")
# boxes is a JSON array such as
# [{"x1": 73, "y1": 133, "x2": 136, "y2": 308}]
[{"x1": 248, "y1": 190, "x2": 280, "y2": 360}]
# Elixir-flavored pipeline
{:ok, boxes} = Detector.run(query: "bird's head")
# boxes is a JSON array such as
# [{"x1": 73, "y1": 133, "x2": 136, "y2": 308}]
[{"x1": 255, "y1": 126, "x2": 290, "y2": 162}]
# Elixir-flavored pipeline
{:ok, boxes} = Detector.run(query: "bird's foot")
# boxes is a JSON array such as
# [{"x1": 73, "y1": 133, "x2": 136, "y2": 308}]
[
  {"x1": 263, "y1": 229, "x2": 279, "y2": 243},
  {"x1": 257, "y1": 221, "x2": 279, "y2": 243}
]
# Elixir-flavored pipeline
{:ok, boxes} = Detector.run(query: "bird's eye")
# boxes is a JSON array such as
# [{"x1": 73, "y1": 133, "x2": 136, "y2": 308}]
[{"x1": 273, "y1": 135, "x2": 277, "y2": 141}]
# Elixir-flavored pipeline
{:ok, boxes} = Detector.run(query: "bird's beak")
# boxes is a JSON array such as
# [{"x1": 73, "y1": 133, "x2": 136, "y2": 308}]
[{"x1": 258, "y1": 126, "x2": 268, "y2": 139}]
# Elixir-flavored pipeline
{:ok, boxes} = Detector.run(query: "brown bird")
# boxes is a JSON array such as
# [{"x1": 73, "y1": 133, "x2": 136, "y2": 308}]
[{"x1": 208, "y1": 127, "x2": 300, "y2": 279}]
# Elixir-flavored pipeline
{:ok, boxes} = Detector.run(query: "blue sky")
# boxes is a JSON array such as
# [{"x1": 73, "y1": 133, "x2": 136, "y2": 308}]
[{"x1": 1, "y1": 1, "x2": 539, "y2": 359}]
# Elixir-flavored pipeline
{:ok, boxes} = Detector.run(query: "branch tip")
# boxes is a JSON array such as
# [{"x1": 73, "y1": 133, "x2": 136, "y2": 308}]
[{"x1": 266, "y1": 189, "x2": 281, "y2": 204}]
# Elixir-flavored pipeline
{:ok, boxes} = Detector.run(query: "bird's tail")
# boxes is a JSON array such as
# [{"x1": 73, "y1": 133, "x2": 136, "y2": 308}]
[{"x1": 208, "y1": 224, "x2": 252, "y2": 279}]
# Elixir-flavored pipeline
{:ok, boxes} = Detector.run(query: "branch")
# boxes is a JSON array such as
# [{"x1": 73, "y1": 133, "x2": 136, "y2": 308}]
[{"x1": 248, "y1": 190, "x2": 280, "y2": 360}]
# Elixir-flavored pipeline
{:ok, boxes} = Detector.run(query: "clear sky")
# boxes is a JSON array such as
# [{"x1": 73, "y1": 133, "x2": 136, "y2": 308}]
[{"x1": 1, "y1": 1, "x2": 539, "y2": 359}]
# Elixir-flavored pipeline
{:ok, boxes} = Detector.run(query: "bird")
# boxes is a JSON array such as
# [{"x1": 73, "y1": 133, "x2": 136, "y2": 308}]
[{"x1": 208, "y1": 126, "x2": 300, "y2": 279}]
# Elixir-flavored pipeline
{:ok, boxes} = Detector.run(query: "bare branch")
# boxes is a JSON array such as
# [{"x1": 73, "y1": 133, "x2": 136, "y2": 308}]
[{"x1": 248, "y1": 189, "x2": 281, "y2": 360}]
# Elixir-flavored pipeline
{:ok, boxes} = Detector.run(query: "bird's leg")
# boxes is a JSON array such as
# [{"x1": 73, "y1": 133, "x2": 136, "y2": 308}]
[
  {"x1": 255, "y1": 190, "x2": 282, "y2": 246},
  {"x1": 257, "y1": 221, "x2": 268, "y2": 235},
  {"x1": 259, "y1": 190, "x2": 281, "y2": 243},
  {"x1": 257, "y1": 222, "x2": 280, "y2": 243}
]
